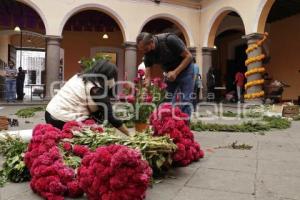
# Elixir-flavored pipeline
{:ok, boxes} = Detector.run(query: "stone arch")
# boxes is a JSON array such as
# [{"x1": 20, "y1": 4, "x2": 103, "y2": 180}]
[
  {"x1": 16, "y1": 0, "x2": 49, "y2": 34},
  {"x1": 58, "y1": 3, "x2": 128, "y2": 41},
  {"x1": 203, "y1": 7, "x2": 246, "y2": 47},
  {"x1": 139, "y1": 13, "x2": 194, "y2": 47},
  {"x1": 254, "y1": 0, "x2": 276, "y2": 33}
]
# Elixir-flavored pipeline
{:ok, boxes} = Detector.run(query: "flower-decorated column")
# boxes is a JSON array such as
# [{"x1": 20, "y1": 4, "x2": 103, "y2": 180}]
[{"x1": 243, "y1": 33, "x2": 268, "y2": 103}]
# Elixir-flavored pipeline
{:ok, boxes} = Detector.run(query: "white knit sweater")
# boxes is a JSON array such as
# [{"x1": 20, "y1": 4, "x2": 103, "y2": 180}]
[{"x1": 46, "y1": 75, "x2": 99, "y2": 122}]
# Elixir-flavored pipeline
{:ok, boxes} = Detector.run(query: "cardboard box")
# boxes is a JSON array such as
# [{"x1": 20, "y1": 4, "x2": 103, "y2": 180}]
[
  {"x1": 0, "y1": 116, "x2": 9, "y2": 130},
  {"x1": 282, "y1": 105, "x2": 300, "y2": 118}
]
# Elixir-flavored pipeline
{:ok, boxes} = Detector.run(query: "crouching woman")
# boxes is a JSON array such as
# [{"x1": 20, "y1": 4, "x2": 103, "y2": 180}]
[{"x1": 45, "y1": 60, "x2": 129, "y2": 136}]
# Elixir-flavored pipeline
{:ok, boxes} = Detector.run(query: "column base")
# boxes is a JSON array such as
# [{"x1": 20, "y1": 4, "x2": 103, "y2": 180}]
[{"x1": 244, "y1": 98, "x2": 264, "y2": 105}]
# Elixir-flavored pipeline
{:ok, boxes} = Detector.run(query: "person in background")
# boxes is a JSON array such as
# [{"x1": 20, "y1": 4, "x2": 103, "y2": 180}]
[
  {"x1": 5, "y1": 61, "x2": 17, "y2": 102},
  {"x1": 136, "y1": 32, "x2": 194, "y2": 117},
  {"x1": 16, "y1": 67, "x2": 25, "y2": 100},
  {"x1": 193, "y1": 58, "x2": 201, "y2": 110},
  {"x1": 206, "y1": 67, "x2": 216, "y2": 102},
  {"x1": 45, "y1": 60, "x2": 129, "y2": 136},
  {"x1": 199, "y1": 74, "x2": 203, "y2": 100},
  {"x1": 235, "y1": 70, "x2": 245, "y2": 103},
  {"x1": 138, "y1": 58, "x2": 146, "y2": 72}
]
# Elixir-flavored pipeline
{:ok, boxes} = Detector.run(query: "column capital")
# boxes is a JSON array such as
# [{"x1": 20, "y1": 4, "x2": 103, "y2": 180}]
[
  {"x1": 202, "y1": 47, "x2": 216, "y2": 55},
  {"x1": 123, "y1": 41, "x2": 137, "y2": 49},
  {"x1": 188, "y1": 46, "x2": 197, "y2": 52},
  {"x1": 45, "y1": 35, "x2": 62, "y2": 41},
  {"x1": 242, "y1": 33, "x2": 264, "y2": 41},
  {"x1": 188, "y1": 46, "x2": 197, "y2": 57},
  {"x1": 46, "y1": 35, "x2": 62, "y2": 46}
]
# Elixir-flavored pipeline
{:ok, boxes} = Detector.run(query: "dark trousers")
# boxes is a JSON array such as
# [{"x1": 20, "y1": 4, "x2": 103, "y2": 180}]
[
  {"x1": 193, "y1": 86, "x2": 200, "y2": 110},
  {"x1": 16, "y1": 80, "x2": 24, "y2": 100},
  {"x1": 45, "y1": 111, "x2": 65, "y2": 130}
]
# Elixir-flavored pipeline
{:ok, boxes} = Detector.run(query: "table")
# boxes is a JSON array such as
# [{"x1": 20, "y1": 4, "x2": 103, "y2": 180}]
[
  {"x1": 25, "y1": 84, "x2": 45, "y2": 101},
  {"x1": 214, "y1": 86, "x2": 226, "y2": 102}
]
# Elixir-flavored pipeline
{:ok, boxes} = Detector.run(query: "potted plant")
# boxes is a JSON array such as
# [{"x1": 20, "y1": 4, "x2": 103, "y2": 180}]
[{"x1": 122, "y1": 69, "x2": 166, "y2": 132}]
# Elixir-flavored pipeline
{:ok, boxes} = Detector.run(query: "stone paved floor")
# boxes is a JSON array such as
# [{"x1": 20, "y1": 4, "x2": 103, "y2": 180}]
[{"x1": 1, "y1": 105, "x2": 300, "y2": 200}]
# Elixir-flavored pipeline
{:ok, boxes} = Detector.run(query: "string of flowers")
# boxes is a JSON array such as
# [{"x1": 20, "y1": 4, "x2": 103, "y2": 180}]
[
  {"x1": 245, "y1": 79, "x2": 265, "y2": 90},
  {"x1": 245, "y1": 67, "x2": 266, "y2": 77},
  {"x1": 244, "y1": 91, "x2": 265, "y2": 99},
  {"x1": 244, "y1": 32, "x2": 269, "y2": 100}
]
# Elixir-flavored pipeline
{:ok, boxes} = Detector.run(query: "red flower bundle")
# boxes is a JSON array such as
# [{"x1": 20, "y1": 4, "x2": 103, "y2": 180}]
[
  {"x1": 78, "y1": 144, "x2": 152, "y2": 200},
  {"x1": 150, "y1": 104, "x2": 204, "y2": 166},
  {"x1": 25, "y1": 120, "x2": 152, "y2": 200},
  {"x1": 24, "y1": 124, "x2": 84, "y2": 200}
]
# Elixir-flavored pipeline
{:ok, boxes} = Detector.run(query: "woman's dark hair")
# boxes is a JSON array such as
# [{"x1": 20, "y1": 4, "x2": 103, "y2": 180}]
[{"x1": 80, "y1": 59, "x2": 117, "y2": 87}]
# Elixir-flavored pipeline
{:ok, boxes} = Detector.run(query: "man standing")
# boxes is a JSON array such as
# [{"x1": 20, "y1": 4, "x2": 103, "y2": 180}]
[
  {"x1": 5, "y1": 61, "x2": 17, "y2": 102},
  {"x1": 207, "y1": 67, "x2": 216, "y2": 102},
  {"x1": 136, "y1": 32, "x2": 194, "y2": 117},
  {"x1": 235, "y1": 70, "x2": 245, "y2": 103},
  {"x1": 193, "y1": 58, "x2": 201, "y2": 110},
  {"x1": 16, "y1": 67, "x2": 25, "y2": 100}
]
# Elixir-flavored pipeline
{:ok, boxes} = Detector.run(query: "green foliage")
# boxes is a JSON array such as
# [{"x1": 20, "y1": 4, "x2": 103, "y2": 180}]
[
  {"x1": 15, "y1": 106, "x2": 45, "y2": 118},
  {"x1": 68, "y1": 128, "x2": 177, "y2": 174},
  {"x1": 79, "y1": 55, "x2": 112, "y2": 72},
  {"x1": 263, "y1": 116, "x2": 291, "y2": 129},
  {"x1": 216, "y1": 141, "x2": 253, "y2": 150},
  {"x1": 191, "y1": 116, "x2": 291, "y2": 133},
  {"x1": 220, "y1": 111, "x2": 262, "y2": 118},
  {"x1": 0, "y1": 134, "x2": 30, "y2": 186}
]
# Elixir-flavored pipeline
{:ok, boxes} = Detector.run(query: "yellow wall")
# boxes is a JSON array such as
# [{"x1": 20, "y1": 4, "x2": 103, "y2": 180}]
[
  {"x1": 0, "y1": 35, "x2": 10, "y2": 63},
  {"x1": 61, "y1": 31, "x2": 123, "y2": 80},
  {"x1": 268, "y1": 14, "x2": 300, "y2": 100}
]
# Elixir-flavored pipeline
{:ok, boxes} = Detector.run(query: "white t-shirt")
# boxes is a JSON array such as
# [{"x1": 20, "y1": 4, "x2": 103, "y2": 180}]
[{"x1": 138, "y1": 62, "x2": 145, "y2": 71}]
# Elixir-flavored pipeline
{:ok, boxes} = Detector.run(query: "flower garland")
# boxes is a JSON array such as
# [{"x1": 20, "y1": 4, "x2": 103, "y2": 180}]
[
  {"x1": 24, "y1": 124, "x2": 83, "y2": 200},
  {"x1": 245, "y1": 79, "x2": 264, "y2": 90},
  {"x1": 150, "y1": 104, "x2": 204, "y2": 166},
  {"x1": 244, "y1": 32, "x2": 269, "y2": 100},
  {"x1": 245, "y1": 33, "x2": 269, "y2": 54},
  {"x1": 245, "y1": 67, "x2": 266, "y2": 77},
  {"x1": 245, "y1": 54, "x2": 266, "y2": 66},
  {"x1": 24, "y1": 121, "x2": 152, "y2": 200},
  {"x1": 244, "y1": 91, "x2": 265, "y2": 99},
  {"x1": 78, "y1": 145, "x2": 152, "y2": 200}
]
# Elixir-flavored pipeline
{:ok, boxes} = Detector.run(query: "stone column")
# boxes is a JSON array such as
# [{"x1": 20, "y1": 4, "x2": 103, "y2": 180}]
[
  {"x1": 202, "y1": 47, "x2": 216, "y2": 100},
  {"x1": 124, "y1": 42, "x2": 137, "y2": 81},
  {"x1": 242, "y1": 33, "x2": 264, "y2": 104},
  {"x1": 45, "y1": 36, "x2": 61, "y2": 99}
]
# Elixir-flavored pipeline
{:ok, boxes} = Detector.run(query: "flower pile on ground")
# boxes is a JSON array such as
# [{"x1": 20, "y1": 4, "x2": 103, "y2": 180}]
[
  {"x1": 150, "y1": 104, "x2": 205, "y2": 166},
  {"x1": 69, "y1": 128, "x2": 177, "y2": 173},
  {"x1": 78, "y1": 144, "x2": 152, "y2": 200},
  {"x1": 24, "y1": 123, "x2": 84, "y2": 200},
  {"x1": 22, "y1": 120, "x2": 167, "y2": 199}
]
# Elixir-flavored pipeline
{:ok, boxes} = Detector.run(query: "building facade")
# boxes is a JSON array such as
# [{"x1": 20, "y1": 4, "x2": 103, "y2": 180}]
[{"x1": 0, "y1": 0, "x2": 299, "y2": 101}]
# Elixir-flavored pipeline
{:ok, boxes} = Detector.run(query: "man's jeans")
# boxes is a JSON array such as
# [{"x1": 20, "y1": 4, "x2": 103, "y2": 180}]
[
  {"x1": 165, "y1": 63, "x2": 194, "y2": 117},
  {"x1": 237, "y1": 86, "x2": 242, "y2": 102},
  {"x1": 5, "y1": 79, "x2": 16, "y2": 101}
]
